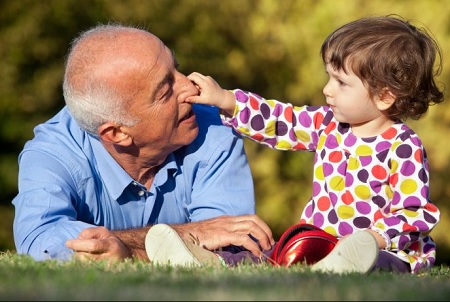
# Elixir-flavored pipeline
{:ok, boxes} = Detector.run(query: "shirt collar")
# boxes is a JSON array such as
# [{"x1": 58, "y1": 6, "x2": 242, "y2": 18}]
[{"x1": 89, "y1": 134, "x2": 178, "y2": 200}]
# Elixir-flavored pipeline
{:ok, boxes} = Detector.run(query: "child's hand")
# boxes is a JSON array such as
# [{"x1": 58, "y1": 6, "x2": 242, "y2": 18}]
[{"x1": 187, "y1": 72, "x2": 236, "y2": 116}]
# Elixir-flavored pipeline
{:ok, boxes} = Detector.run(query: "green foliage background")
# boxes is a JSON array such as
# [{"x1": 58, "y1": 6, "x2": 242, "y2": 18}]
[{"x1": 1, "y1": 0, "x2": 449, "y2": 265}]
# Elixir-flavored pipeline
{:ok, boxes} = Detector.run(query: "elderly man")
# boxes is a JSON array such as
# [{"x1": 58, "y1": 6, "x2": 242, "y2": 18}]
[{"x1": 12, "y1": 24, "x2": 274, "y2": 263}]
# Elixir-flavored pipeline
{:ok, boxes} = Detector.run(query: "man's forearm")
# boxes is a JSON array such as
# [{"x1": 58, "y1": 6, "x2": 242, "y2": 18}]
[{"x1": 113, "y1": 227, "x2": 151, "y2": 261}]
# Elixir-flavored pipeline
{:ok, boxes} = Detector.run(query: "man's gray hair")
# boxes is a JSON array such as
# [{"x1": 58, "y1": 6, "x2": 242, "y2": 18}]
[{"x1": 63, "y1": 24, "x2": 139, "y2": 135}]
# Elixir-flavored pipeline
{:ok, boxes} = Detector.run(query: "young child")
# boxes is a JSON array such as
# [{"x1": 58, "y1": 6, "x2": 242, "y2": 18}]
[{"x1": 183, "y1": 15, "x2": 444, "y2": 274}]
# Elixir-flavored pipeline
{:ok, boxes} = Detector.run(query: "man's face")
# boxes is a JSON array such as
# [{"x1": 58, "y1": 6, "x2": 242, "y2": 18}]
[{"x1": 108, "y1": 32, "x2": 200, "y2": 160}]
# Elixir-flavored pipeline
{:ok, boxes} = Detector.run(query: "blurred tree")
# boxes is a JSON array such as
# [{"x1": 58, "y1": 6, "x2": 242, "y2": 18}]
[{"x1": 1, "y1": 0, "x2": 449, "y2": 264}]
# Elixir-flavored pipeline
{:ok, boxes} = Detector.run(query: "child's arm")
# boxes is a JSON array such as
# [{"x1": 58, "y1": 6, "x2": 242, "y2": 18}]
[{"x1": 187, "y1": 72, "x2": 236, "y2": 117}]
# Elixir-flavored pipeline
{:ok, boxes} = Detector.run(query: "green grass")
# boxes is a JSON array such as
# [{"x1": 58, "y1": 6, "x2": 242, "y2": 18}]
[{"x1": 0, "y1": 251, "x2": 449, "y2": 301}]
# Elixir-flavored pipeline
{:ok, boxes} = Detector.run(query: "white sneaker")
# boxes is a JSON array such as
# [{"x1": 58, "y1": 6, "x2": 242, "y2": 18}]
[
  {"x1": 145, "y1": 224, "x2": 225, "y2": 268},
  {"x1": 310, "y1": 231, "x2": 378, "y2": 274}
]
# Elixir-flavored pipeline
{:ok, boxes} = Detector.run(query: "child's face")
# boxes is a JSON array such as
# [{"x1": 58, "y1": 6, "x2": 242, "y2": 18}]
[{"x1": 322, "y1": 63, "x2": 388, "y2": 135}]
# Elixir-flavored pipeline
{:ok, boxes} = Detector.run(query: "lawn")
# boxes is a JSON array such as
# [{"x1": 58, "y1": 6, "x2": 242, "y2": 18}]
[{"x1": 0, "y1": 251, "x2": 449, "y2": 301}]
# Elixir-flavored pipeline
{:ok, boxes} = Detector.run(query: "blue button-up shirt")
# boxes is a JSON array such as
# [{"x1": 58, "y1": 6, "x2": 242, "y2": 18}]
[{"x1": 12, "y1": 104, "x2": 255, "y2": 261}]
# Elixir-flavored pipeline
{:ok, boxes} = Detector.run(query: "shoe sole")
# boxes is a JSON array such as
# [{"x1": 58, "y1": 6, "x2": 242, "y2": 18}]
[
  {"x1": 310, "y1": 231, "x2": 378, "y2": 274},
  {"x1": 145, "y1": 224, "x2": 223, "y2": 268}
]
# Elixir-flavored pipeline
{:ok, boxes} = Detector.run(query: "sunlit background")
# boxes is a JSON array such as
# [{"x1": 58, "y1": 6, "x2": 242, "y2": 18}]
[{"x1": 1, "y1": 0, "x2": 449, "y2": 265}]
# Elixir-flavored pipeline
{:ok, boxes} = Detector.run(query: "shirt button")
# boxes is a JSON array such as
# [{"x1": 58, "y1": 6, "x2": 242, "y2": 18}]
[{"x1": 138, "y1": 190, "x2": 145, "y2": 196}]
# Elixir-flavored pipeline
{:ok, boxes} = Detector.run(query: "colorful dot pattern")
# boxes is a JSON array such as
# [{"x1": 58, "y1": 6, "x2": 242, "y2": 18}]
[{"x1": 222, "y1": 89, "x2": 440, "y2": 274}]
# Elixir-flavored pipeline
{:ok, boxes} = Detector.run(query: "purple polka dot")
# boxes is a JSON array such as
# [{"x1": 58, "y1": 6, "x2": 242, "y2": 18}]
[
  {"x1": 313, "y1": 212, "x2": 325, "y2": 227},
  {"x1": 404, "y1": 196, "x2": 420, "y2": 208},
  {"x1": 357, "y1": 169, "x2": 369, "y2": 182},
  {"x1": 273, "y1": 103, "x2": 284, "y2": 117},
  {"x1": 372, "y1": 195, "x2": 386, "y2": 208},
  {"x1": 353, "y1": 216, "x2": 371, "y2": 228},
  {"x1": 329, "y1": 192, "x2": 338, "y2": 205},
  {"x1": 250, "y1": 115, "x2": 265, "y2": 131},
  {"x1": 312, "y1": 181, "x2": 321, "y2": 197},
  {"x1": 325, "y1": 135, "x2": 339, "y2": 149},
  {"x1": 276, "y1": 121, "x2": 288, "y2": 136},
  {"x1": 391, "y1": 192, "x2": 401, "y2": 206},
  {"x1": 385, "y1": 217, "x2": 399, "y2": 227},
  {"x1": 356, "y1": 201, "x2": 372, "y2": 214},
  {"x1": 369, "y1": 180, "x2": 382, "y2": 194},
  {"x1": 418, "y1": 168, "x2": 428, "y2": 183},
  {"x1": 322, "y1": 163, "x2": 334, "y2": 177},
  {"x1": 400, "y1": 160, "x2": 416, "y2": 177},
  {"x1": 345, "y1": 172, "x2": 354, "y2": 186},
  {"x1": 235, "y1": 90, "x2": 249, "y2": 103},
  {"x1": 375, "y1": 141, "x2": 392, "y2": 152},
  {"x1": 344, "y1": 134, "x2": 357, "y2": 147},
  {"x1": 328, "y1": 209, "x2": 338, "y2": 224},
  {"x1": 260, "y1": 102, "x2": 271, "y2": 119},
  {"x1": 360, "y1": 156, "x2": 372, "y2": 166},
  {"x1": 396, "y1": 144, "x2": 412, "y2": 159},
  {"x1": 303, "y1": 203, "x2": 314, "y2": 218},
  {"x1": 239, "y1": 107, "x2": 251, "y2": 124},
  {"x1": 412, "y1": 220, "x2": 427, "y2": 230},
  {"x1": 338, "y1": 222, "x2": 353, "y2": 236},
  {"x1": 423, "y1": 211, "x2": 438, "y2": 224},
  {"x1": 299, "y1": 111, "x2": 312, "y2": 127},
  {"x1": 337, "y1": 162, "x2": 347, "y2": 175}
]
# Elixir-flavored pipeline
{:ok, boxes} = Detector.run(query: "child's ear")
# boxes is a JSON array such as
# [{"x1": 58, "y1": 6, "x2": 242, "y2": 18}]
[
  {"x1": 98, "y1": 122, "x2": 133, "y2": 146},
  {"x1": 376, "y1": 87, "x2": 396, "y2": 111}
]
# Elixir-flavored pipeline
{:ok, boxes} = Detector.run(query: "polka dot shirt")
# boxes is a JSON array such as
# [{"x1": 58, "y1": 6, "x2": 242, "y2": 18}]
[{"x1": 221, "y1": 89, "x2": 440, "y2": 274}]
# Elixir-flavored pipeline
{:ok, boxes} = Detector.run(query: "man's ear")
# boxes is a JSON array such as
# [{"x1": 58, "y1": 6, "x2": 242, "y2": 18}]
[
  {"x1": 376, "y1": 87, "x2": 396, "y2": 111},
  {"x1": 98, "y1": 122, "x2": 133, "y2": 146}
]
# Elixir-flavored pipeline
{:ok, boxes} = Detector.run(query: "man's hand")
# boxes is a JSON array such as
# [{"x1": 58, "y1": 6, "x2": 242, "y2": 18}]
[
  {"x1": 171, "y1": 214, "x2": 275, "y2": 258},
  {"x1": 66, "y1": 226, "x2": 134, "y2": 263}
]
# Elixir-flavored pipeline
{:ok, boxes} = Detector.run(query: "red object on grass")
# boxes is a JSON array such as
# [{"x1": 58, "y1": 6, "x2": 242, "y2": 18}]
[{"x1": 270, "y1": 223, "x2": 338, "y2": 267}]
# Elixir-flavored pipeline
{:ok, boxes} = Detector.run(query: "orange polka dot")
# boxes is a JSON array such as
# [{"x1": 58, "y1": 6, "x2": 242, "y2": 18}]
[
  {"x1": 329, "y1": 151, "x2": 343, "y2": 163},
  {"x1": 284, "y1": 106, "x2": 293, "y2": 123},
  {"x1": 251, "y1": 133, "x2": 264, "y2": 141},
  {"x1": 390, "y1": 173, "x2": 398, "y2": 186},
  {"x1": 341, "y1": 191, "x2": 354, "y2": 205},
  {"x1": 402, "y1": 224, "x2": 417, "y2": 232},
  {"x1": 373, "y1": 210, "x2": 384, "y2": 221},
  {"x1": 372, "y1": 165, "x2": 387, "y2": 180},
  {"x1": 324, "y1": 121, "x2": 336, "y2": 134},
  {"x1": 382, "y1": 127, "x2": 398, "y2": 139},
  {"x1": 313, "y1": 112, "x2": 324, "y2": 129},
  {"x1": 250, "y1": 95, "x2": 259, "y2": 110},
  {"x1": 293, "y1": 142, "x2": 307, "y2": 150},
  {"x1": 414, "y1": 148, "x2": 423, "y2": 163},
  {"x1": 317, "y1": 196, "x2": 331, "y2": 211},
  {"x1": 424, "y1": 203, "x2": 439, "y2": 213}
]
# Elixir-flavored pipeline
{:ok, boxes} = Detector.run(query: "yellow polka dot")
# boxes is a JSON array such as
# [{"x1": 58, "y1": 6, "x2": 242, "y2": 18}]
[
  {"x1": 355, "y1": 185, "x2": 371, "y2": 199},
  {"x1": 374, "y1": 222, "x2": 386, "y2": 230},
  {"x1": 385, "y1": 185, "x2": 394, "y2": 199},
  {"x1": 391, "y1": 141, "x2": 401, "y2": 151},
  {"x1": 238, "y1": 127, "x2": 251, "y2": 136},
  {"x1": 265, "y1": 121, "x2": 276, "y2": 136},
  {"x1": 295, "y1": 130, "x2": 310, "y2": 143},
  {"x1": 337, "y1": 205, "x2": 355, "y2": 219},
  {"x1": 315, "y1": 165, "x2": 325, "y2": 180},
  {"x1": 267, "y1": 99, "x2": 276, "y2": 107},
  {"x1": 355, "y1": 145, "x2": 372, "y2": 156},
  {"x1": 334, "y1": 133, "x2": 342, "y2": 145},
  {"x1": 347, "y1": 157, "x2": 360, "y2": 170},
  {"x1": 390, "y1": 159, "x2": 399, "y2": 173},
  {"x1": 323, "y1": 226, "x2": 337, "y2": 236},
  {"x1": 330, "y1": 176, "x2": 345, "y2": 191},
  {"x1": 404, "y1": 209, "x2": 419, "y2": 218},
  {"x1": 400, "y1": 179, "x2": 418, "y2": 195},
  {"x1": 276, "y1": 140, "x2": 293, "y2": 150},
  {"x1": 318, "y1": 135, "x2": 326, "y2": 149}
]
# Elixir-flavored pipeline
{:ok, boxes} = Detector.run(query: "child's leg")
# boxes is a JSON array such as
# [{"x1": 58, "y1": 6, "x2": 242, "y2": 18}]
[{"x1": 372, "y1": 250, "x2": 410, "y2": 273}]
